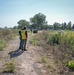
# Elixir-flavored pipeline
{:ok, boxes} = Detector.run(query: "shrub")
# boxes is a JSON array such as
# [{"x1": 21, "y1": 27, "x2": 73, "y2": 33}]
[
  {"x1": 0, "y1": 29, "x2": 18, "y2": 50},
  {"x1": 30, "y1": 38, "x2": 39, "y2": 46},
  {"x1": 67, "y1": 60, "x2": 74, "y2": 70},
  {"x1": 0, "y1": 29, "x2": 18, "y2": 41},
  {"x1": 3, "y1": 60, "x2": 16, "y2": 73},
  {"x1": 46, "y1": 31, "x2": 74, "y2": 53},
  {"x1": 41, "y1": 56, "x2": 47, "y2": 63},
  {"x1": 0, "y1": 39, "x2": 6, "y2": 50}
]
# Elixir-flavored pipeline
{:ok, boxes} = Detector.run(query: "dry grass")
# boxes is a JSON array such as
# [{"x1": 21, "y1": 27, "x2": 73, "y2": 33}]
[{"x1": 30, "y1": 30, "x2": 74, "y2": 75}]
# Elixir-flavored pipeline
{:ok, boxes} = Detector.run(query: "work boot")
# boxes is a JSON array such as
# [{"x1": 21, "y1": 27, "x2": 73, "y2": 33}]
[
  {"x1": 22, "y1": 48, "x2": 24, "y2": 51},
  {"x1": 24, "y1": 48, "x2": 27, "y2": 51}
]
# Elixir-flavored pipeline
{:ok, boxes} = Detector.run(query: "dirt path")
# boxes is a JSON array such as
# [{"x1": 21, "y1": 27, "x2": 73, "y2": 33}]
[{"x1": 0, "y1": 34, "x2": 47, "y2": 75}]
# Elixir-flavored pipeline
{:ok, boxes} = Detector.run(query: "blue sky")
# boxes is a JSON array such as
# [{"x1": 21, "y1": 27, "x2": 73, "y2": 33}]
[{"x1": 0, "y1": 0, "x2": 74, "y2": 28}]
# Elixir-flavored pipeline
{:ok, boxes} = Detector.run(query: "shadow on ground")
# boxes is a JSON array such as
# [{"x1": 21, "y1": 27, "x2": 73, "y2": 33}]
[{"x1": 8, "y1": 49, "x2": 24, "y2": 58}]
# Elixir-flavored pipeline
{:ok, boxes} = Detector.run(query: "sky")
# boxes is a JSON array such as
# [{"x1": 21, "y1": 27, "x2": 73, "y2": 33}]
[{"x1": 0, "y1": 0, "x2": 74, "y2": 28}]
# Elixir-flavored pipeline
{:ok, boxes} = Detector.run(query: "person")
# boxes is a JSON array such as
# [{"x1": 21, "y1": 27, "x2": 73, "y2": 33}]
[
  {"x1": 21, "y1": 26, "x2": 28, "y2": 51},
  {"x1": 18, "y1": 29, "x2": 22, "y2": 49},
  {"x1": 30, "y1": 28, "x2": 32, "y2": 33}
]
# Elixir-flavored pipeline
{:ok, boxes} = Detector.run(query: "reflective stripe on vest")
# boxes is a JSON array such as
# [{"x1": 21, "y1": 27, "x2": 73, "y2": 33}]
[{"x1": 21, "y1": 30, "x2": 26, "y2": 39}]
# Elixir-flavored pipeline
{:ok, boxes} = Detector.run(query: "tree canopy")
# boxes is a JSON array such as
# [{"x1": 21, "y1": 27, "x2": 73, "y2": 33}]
[
  {"x1": 30, "y1": 13, "x2": 47, "y2": 29},
  {"x1": 17, "y1": 13, "x2": 74, "y2": 30},
  {"x1": 17, "y1": 20, "x2": 30, "y2": 29}
]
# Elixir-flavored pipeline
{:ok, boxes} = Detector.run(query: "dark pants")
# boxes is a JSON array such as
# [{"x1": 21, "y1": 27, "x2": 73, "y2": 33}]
[
  {"x1": 19, "y1": 37, "x2": 22, "y2": 49},
  {"x1": 21, "y1": 39, "x2": 27, "y2": 50}
]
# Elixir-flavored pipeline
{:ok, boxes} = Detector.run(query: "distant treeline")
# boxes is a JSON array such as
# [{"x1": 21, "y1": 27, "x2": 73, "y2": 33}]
[{"x1": 1, "y1": 13, "x2": 74, "y2": 30}]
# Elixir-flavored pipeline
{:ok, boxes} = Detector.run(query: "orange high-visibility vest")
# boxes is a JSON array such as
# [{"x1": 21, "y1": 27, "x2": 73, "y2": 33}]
[{"x1": 21, "y1": 30, "x2": 26, "y2": 39}]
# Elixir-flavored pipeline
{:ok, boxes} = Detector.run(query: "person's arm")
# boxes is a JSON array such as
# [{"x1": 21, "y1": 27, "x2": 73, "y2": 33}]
[
  {"x1": 25, "y1": 31, "x2": 28, "y2": 38},
  {"x1": 19, "y1": 31, "x2": 22, "y2": 38}
]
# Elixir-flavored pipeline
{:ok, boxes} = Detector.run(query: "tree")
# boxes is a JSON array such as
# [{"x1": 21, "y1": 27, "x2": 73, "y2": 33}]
[
  {"x1": 62, "y1": 22, "x2": 67, "y2": 29},
  {"x1": 72, "y1": 24, "x2": 74, "y2": 29},
  {"x1": 49, "y1": 25, "x2": 53, "y2": 29},
  {"x1": 5, "y1": 26, "x2": 7, "y2": 29},
  {"x1": 53, "y1": 22, "x2": 61, "y2": 30},
  {"x1": 13, "y1": 26, "x2": 17, "y2": 29},
  {"x1": 61, "y1": 22, "x2": 67, "y2": 29},
  {"x1": 61, "y1": 23, "x2": 63, "y2": 29},
  {"x1": 42, "y1": 25, "x2": 53, "y2": 30},
  {"x1": 30, "y1": 13, "x2": 47, "y2": 30},
  {"x1": 67, "y1": 21, "x2": 71, "y2": 30},
  {"x1": 17, "y1": 20, "x2": 30, "y2": 28}
]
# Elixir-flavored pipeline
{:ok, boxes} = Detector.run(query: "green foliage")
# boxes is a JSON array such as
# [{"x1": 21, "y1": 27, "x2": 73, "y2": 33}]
[
  {"x1": 0, "y1": 29, "x2": 17, "y2": 50},
  {"x1": 0, "y1": 39, "x2": 6, "y2": 50},
  {"x1": 30, "y1": 13, "x2": 47, "y2": 29},
  {"x1": 41, "y1": 55, "x2": 47, "y2": 63},
  {"x1": 52, "y1": 21, "x2": 72, "y2": 30},
  {"x1": 0, "y1": 29, "x2": 17, "y2": 40},
  {"x1": 45, "y1": 31, "x2": 60, "y2": 45},
  {"x1": 53, "y1": 22, "x2": 61, "y2": 30},
  {"x1": 67, "y1": 60, "x2": 74, "y2": 70},
  {"x1": 50, "y1": 33, "x2": 60, "y2": 45},
  {"x1": 44, "y1": 30, "x2": 74, "y2": 70},
  {"x1": 17, "y1": 19, "x2": 30, "y2": 28},
  {"x1": 40, "y1": 54, "x2": 56, "y2": 72},
  {"x1": 46, "y1": 30, "x2": 74, "y2": 46},
  {"x1": 3, "y1": 60, "x2": 16, "y2": 73},
  {"x1": 30, "y1": 38, "x2": 39, "y2": 46}
]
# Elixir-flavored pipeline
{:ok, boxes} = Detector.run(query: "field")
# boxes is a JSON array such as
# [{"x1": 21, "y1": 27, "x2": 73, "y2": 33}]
[
  {"x1": 0, "y1": 29, "x2": 74, "y2": 75},
  {"x1": 0, "y1": 29, "x2": 17, "y2": 50},
  {"x1": 30, "y1": 30, "x2": 74, "y2": 75}
]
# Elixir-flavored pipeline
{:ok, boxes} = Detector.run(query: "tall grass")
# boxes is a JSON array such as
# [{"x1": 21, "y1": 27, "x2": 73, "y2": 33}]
[
  {"x1": 30, "y1": 35, "x2": 40, "y2": 46},
  {"x1": 0, "y1": 29, "x2": 17, "y2": 50},
  {"x1": 30, "y1": 30, "x2": 74, "y2": 71},
  {"x1": 2, "y1": 60, "x2": 17, "y2": 73},
  {"x1": 0, "y1": 39, "x2": 6, "y2": 50},
  {"x1": 44, "y1": 30, "x2": 74, "y2": 70},
  {"x1": 45, "y1": 30, "x2": 74, "y2": 53}
]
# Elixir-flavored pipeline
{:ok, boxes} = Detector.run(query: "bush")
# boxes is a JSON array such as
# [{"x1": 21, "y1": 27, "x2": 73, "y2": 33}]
[
  {"x1": 45, "y1": 31, "x2": 74, "y2": 52},
  {"x1": 67, "y1": 60, "x2": 74, "y2": 70},
  {"x1": 0, "y1": 39, "x2": 6, "y2": 50},
  {"x1": 30, "y1": 38, "x2": 39, "y2": 46},
  {"x1": 50, "y1": 34, "x2": 60, "y2": 45},
  {"x1": 3, "y1": 60, "x2": 16, "y2": 73},
  {"x1": 0, "y1": 29, "x2": 18, "y2": 50},
  {"x1": 0, "y1": 29, "x2": 18, "y2": 41}
]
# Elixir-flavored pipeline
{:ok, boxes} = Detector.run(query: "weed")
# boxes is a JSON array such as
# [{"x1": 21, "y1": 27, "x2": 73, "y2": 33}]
[
  {"x1": 67, "y1": 60, "x2": 74, "y2": 71},
  {"x1": 30, "y1": 37, "x2": 40, "y2": 46},
  {"x1": 2, "y1": 60, "x2": 17, "y2": 73},
  {"x1": 0, "y1": 39, "x2": 6, "y2": 50}
]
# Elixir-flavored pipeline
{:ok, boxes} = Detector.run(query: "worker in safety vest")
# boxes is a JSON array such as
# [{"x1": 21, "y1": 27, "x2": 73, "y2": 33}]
[{"x1": 21, "y1": 26, "x2": 28, "y2": 51}]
